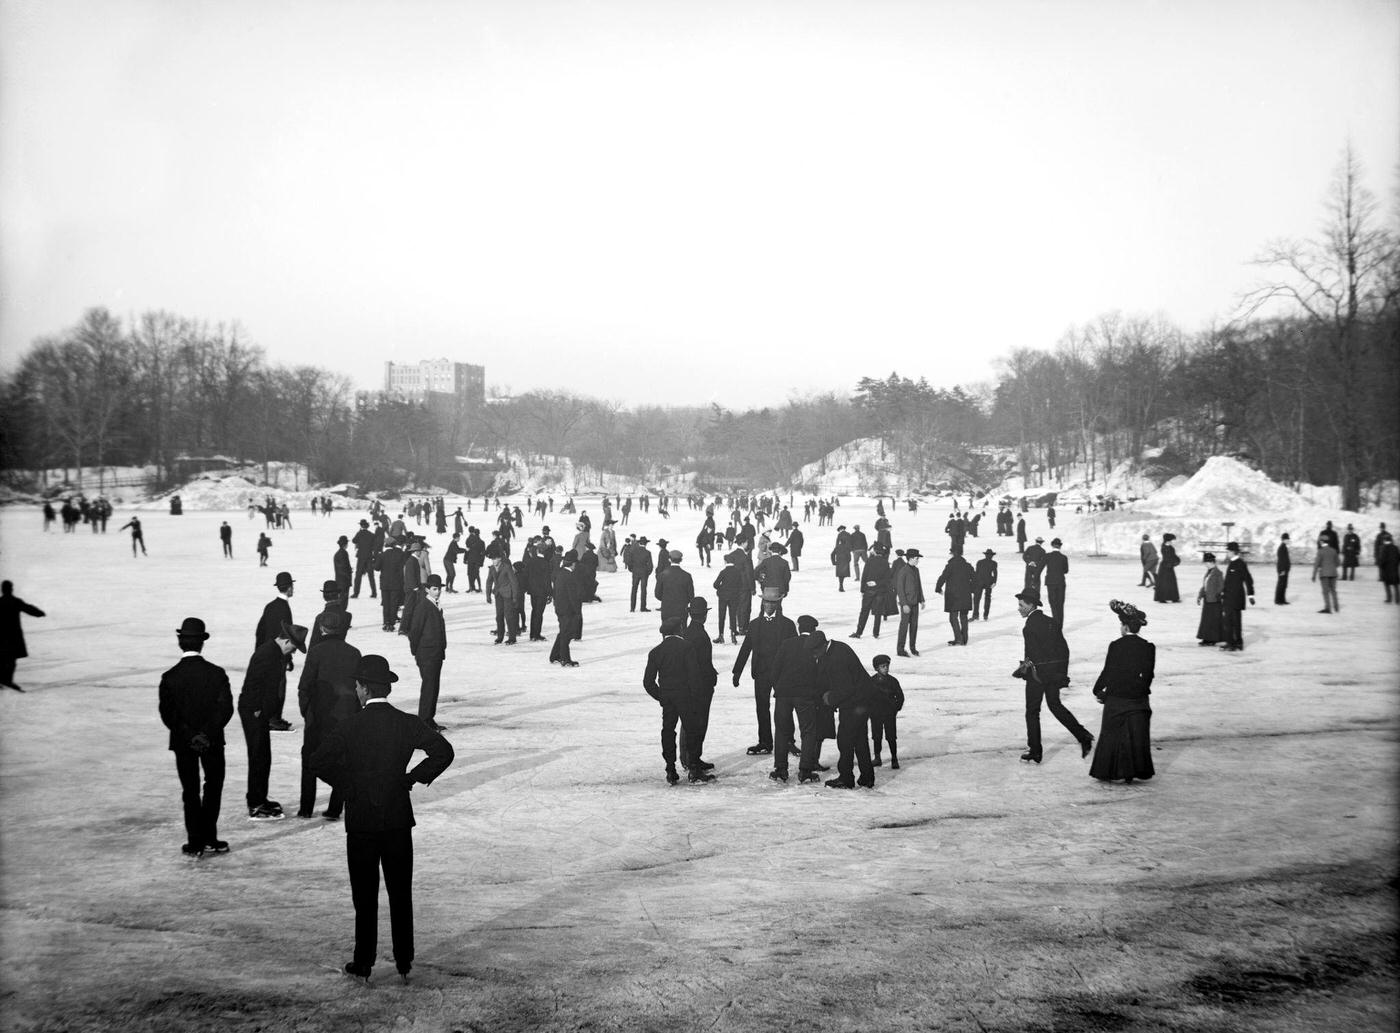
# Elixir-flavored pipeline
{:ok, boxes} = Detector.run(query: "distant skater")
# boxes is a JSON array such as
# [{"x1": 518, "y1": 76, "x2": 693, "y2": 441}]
[
  {"x1": 1, "y1": 581, "x2": 46, "y2": 692},
  {"x1": 118, "y1": 515, "x2": 148, "y2": 556},
  {"x1": 220, "y1": 521, "x2": 233, "y2": 559}
]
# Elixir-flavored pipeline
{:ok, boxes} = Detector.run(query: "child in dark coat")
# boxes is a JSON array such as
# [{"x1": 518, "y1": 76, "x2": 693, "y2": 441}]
[{"x1": 868, "y1": 654, "x2": 905, "y2": 768}]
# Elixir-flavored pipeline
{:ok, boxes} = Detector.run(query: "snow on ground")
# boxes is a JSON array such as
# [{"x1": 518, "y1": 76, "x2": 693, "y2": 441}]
[{"x1": 0, "y1": 498, "x2": 1396, "y2": 1031}]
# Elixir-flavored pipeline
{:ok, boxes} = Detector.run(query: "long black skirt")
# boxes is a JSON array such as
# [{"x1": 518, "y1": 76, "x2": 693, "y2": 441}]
[
  {"x1": 1089, "y1": 696, "x2": 1154, "y2": 782},
  {"x1": 1196, "y1": 601, "x2": 1223, "y2": 643},
  {"x1": 1154, "y1": 567, "x2": 1180, "y2": 602}
]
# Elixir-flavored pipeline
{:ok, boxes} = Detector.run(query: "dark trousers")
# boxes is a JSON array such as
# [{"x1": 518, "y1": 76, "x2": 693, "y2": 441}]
[
  {"x1": 174, "y1": 747, "x2": 224, "y2": 846},
  {"x1": 0, "y1": 656, "x2": 16, "y2": 686},
  {"x1": 1275, "y1": 572, "x2": 1289, "y2": 603},
  {"x1": 550, "y1": 615, "x2": 580, "y2": 662},
  {"x1": 1342, "y1": 562, "x2": 1357, "y2": 581},
  {"x1": 400, "y1": 590, "x2": 420, "y2": 638},
  {"x1": 660, "y1": 693, "x2": 701, "y2": 769},
  {"x1": 947, "y1": 609, "x2": 968, "y2": 644},
  {"x1": 835, "y1": 712, "x2": 874, "y2": 786},
  {"x1": 222, "y1": 542, "x2": 232, "y2": 558},
  {"x1": 494, "y1": 596, "x2": 519, "y2": 641},
  {"x1": 466, "y1": 563, "x2": 482, "y2": 592},
  {"x1": 1047, "y1": 583, "x2": 1065, "y2": 630},
  {"x1": 716, "y1": 599, "x2": 739, "y2": 639},
  {"x1": 897, "y1": 608, "x2": 919, "y2": 651},
  {"x1": 677, "y1": 688, "x2": 714, "y2": 765},
  {"x1": 973, "y1": 585, "x2": 992, "y2": 619},
  {"x1": 1025, "y1": 681, "x2": 1089, "y2": 756},
  {"x1": 870, "y1": 711, "x2": 898, "y2": 761},
  {"x1": 752, "y1": 680, "x2": 773, "y2": 748},
  {"x1": 416, "y1": 657, "x2": 443, "y2": 722},
  {"x1": 300, "y1": 725, "x2": 344, "y2": 818},
  {"x1": 630, "y1": 573, "x2": 651, "y2": 611},
  {"x1": 1222, "y1": 607, "x2": 1244, "y2": 648},
  {"x1": 354, "y1": 557, "x2": 377, "y2": 597},
  {"x1": 347, "y1": 828, "x2": 414, "y2": 972},
  {"x1": 529, "y1": 591, "x2": 548, "y2": 638},
  {"x1": 239, "y1": 709, "x2": 272, "y2": 809},
  {"x1": 381, "y1": 588, "x2": 403, "y2": 629},
  {"x1": 443, "y1": 562, "x2": 456, "y2": 591},
  {"x1": 773, "y1": 696, "x2": 819, "y2": 776},
  {"x1": 737, "y1": 593, "x2": 753, "y2": 633},
  {"x1": 855, "y1": 594, "x2": 884, "y2": 636}
]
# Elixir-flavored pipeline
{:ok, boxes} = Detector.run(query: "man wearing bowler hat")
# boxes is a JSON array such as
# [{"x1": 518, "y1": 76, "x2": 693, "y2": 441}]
[
  {"x1": 297, "y1": 609, "x2": 361, "y2": 820},
  {"x1": 255, "y1": 572, "x2": 298, "y2": 731},
  {"x1": 973, "y1": 548, "x2": 998, "y2": 621},
  {"x1": 310, "y1": 655, "x2": 455, "y2": 984},
  {"x1": 893, "y1": 547, "x2": 925, "y2": 657},
  {"x1": 1043, "y1": 538, "x2": 1069, "y2": 631},
  {"x1": 1013, "y1": 588, "x2": 1091, "y2": 764},
  {"x1": 407, "y1": 574, "x2": 447, "y2": 730},
  {"x1": 159, "y1": 617, "x2": 234, "y2": 856},
  {"x1": 240, "y1": 621, "x2": 307, "y2": 818},
  {"x1": 310, "y1": 579, "x2": 354, "y2": 650},
  {"x1": 333, "y1": 535, "x2": 353, "y2": 605}
]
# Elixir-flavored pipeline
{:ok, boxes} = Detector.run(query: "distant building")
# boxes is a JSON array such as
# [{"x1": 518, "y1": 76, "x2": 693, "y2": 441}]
[
  {"x1": 383, "y1": 359, "x2": 485, "y2": 407},
  {"x1": 355, "y1": 358, "x2": 486, "y2": 416}
]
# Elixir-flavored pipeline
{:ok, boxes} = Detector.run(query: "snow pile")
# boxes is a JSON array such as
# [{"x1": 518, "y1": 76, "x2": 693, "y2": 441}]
[
  {"x1": 134, "y1": 475, "x2": 373, "y2": 513},
  {"x1": 1146, "y1": 457, "x2": 1311, "y2": 517}
]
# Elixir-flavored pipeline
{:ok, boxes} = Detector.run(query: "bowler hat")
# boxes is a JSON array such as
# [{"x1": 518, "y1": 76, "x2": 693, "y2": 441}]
[
  {"x1": 280, "y1": 622, "x2": 309, "y2": 652},
  {"x1": 274, "y1": 571, "x2": 294, "y2": 589},
  {"x1": 657, "y1": 539, "x2": 669, "y2": 547},
  {"x1": 1035, "y1": 537, "x2": 1044, "y2": 543},
  {"x1": 563, "y1": 549, "x2": 578, "y2": 563},
  {"x1": 359, "y1": 519, "x2": 369, "y2": 527},
  {"x1": 1050, "y1": 538, "x2": 1062, "y2": 548},
  {"x1": 688, "y1": 597, "x2": 709, "y2": 613},
  {"x1": 638, "y1": 537, "x2": 649, "y2": 544},
  {"x1": 904, "y1": 548, "x2": 922, "y2": 559},
  {"x1": 424, "y1": 574, "x2": 444, "y2": 589},
  {"x1": 1015, "y1": 589, "x2": 1042, "y2": 607},
  {"x1": 355, "y1": 654, "x2": 398, "y2": 686},
  {"x1": 337, "y1": 535, "x2": 348, "y2": 545},
  {"x1": 321, "y1": 579, "x2": 340, "y2": 596},
  {"x1": 1202, "y1": 552, "x2": 1216, "y2": 562},
  {"x1": 175, "y1": 617, "x2": 209, "y2": 640},
  {"x1": 984, "y1": 548, "x2": 995, "y2": 556}
]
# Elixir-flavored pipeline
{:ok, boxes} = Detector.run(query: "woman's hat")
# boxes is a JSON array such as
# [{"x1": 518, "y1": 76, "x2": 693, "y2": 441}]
[{"x1": 1109, "y1": 598, "x2": 1148, "y2": 628}]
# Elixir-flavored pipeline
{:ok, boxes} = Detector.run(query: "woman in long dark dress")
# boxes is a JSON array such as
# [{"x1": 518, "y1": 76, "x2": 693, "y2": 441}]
[
  {"x1": 1195, "y1": 552, "x2": 1224, "y2": 645},
  {"x1": 1154, "y1": 533, "x2": 1181, "y2": 602},
  {"x1": 1089, "y1": 599, "x2": 1156, "y2": 783}
]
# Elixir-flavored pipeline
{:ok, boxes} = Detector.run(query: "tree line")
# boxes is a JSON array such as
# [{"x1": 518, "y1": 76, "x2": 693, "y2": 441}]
[{"x1": 2, "y1": 149, "x2": 1395, "y2": 505}]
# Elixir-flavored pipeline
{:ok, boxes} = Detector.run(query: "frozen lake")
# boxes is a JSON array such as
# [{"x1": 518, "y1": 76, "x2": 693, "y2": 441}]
[{"x1": 1, "y1": 500, "x2": 1396, "y2": 1032}]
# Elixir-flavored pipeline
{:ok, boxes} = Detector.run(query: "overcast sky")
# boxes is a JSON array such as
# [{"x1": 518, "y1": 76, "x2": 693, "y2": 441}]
[{"x1": 2, "y1": 0, "x2": 1396, "y2": 410}]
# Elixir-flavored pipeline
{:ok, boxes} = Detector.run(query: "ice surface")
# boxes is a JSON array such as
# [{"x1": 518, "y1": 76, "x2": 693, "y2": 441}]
[{"x1": 0, "y1": 498, "x2": 1396, "y2": 1031}]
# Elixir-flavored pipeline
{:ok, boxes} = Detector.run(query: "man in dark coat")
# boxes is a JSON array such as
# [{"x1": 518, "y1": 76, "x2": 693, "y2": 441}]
[
  {"x1": 239, "y1": 622, "x2": 306, "y2": 818},
  {"x1": 309, "y1": 654, "x2": 454, "y2": 984},
  {"x1": 893, "y1": 548, "x2": 925, "y2": 657},
  {"x1": 1022, "y1": 537, "x2": 1047, "y2": 593},
  {"x1": 935, "y1": 546, "x2": 975, "y2": 646},
  {"x1": 818, "y1": 633, "x2": 881, "y2": 788},
  {"x1": 629, "y1": 536, "x2": 654, "y2": 612},
  {"x1": 524, "y1": 538, "x2": 554, "y2": 641},
  {"x1": 309, "y1": 579, "x2": 353, "y2": 649},
  {"x1": 1015, "y1": 589, "x2": 1092, "y2": 764},
  {"x1": 0, "y1": 580, "x2": 45, "y2": 692},
  {"x1": 712, "y1": 550, "x2": 745, "y2": 644},
  {"x1": 642, "y1": 617, "x2": 711, "y2": 784},
  {"x1": 679, "y1": 599, "x2": 719, "y2": 776},
  {"x1": 297, "y1": 609, "x2": 361, "y2": 820},
  {"x1": 1341, "y1": 524, "x2": 1361, "y2": 580},
  {"x1": 787, "y1": 525, "x2": 805, "y2": 571},
  {"x1": 851, "y1": 544, "x2": 892, "y2": 639},
  {"x1": 462, "y1": 527, "x2": 485, "y2": 592},
  {"x1": 1319, "y1": 520, "x2": 1340, "y2": 552},
  {"x1": 398, "y1": 539, "x2": 424, "y2": 640},
  {"x1": 220, "y1": 521, "x2": 233, "y2": 559},
  {"x1": 377, "y1": 541, "x2": 405, "y2": 631},
  {"x1": 1043, "y1": 538, "x2": 1069, "y2": 631},
  {"x1": 407, "y1": 575, "x2": 447, "y2": 729},
  {"x1": 254, "y1": 572, "x2": 297, "y2": 731},
  {"x1": 490, "y1": 555, "x2": 521, "y2": 644},
  {"x1": 769, "y1": 615, "x2": 825, "y2": 783},
  {"x1": 333, "y1": 536, "x2": 353, "y2": 605},
  {"x1": 1275, "y1": 533, "x2": 1291, "y2": 605},
  {"x1": 550, "y1": 552, "x2": 583, "y2": 666},
  {"x1": 352, "y1": 520, "x2": 378, "y2": 599},
  {"x1": 159, "y1": 617, "x2": 234, "y2": 855},
  {"x1": 1220, "y1": 542, "x2": 1255, "y2": 652},
  {"x1": 848, "y1": 525, "x2": 868, "y2": 580},
  {"x1": 734, "y1": 546, "x2": 757, "y2": 634},
  {"x1": 654, "y1": 550, "x2": 695, "y2": 626},
  {"x1": 973, "y1": 548, "x2": 998, "y2": 621},
  {"x1": 732, "y1": 597, "x2": 797, "y2": 756},
  {"x1": 1015, "y1": 515, "x2": 1027, "y2": 554},
  {"x1": 754, "y1": 543, "x2": 791, "y2": 602}
]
